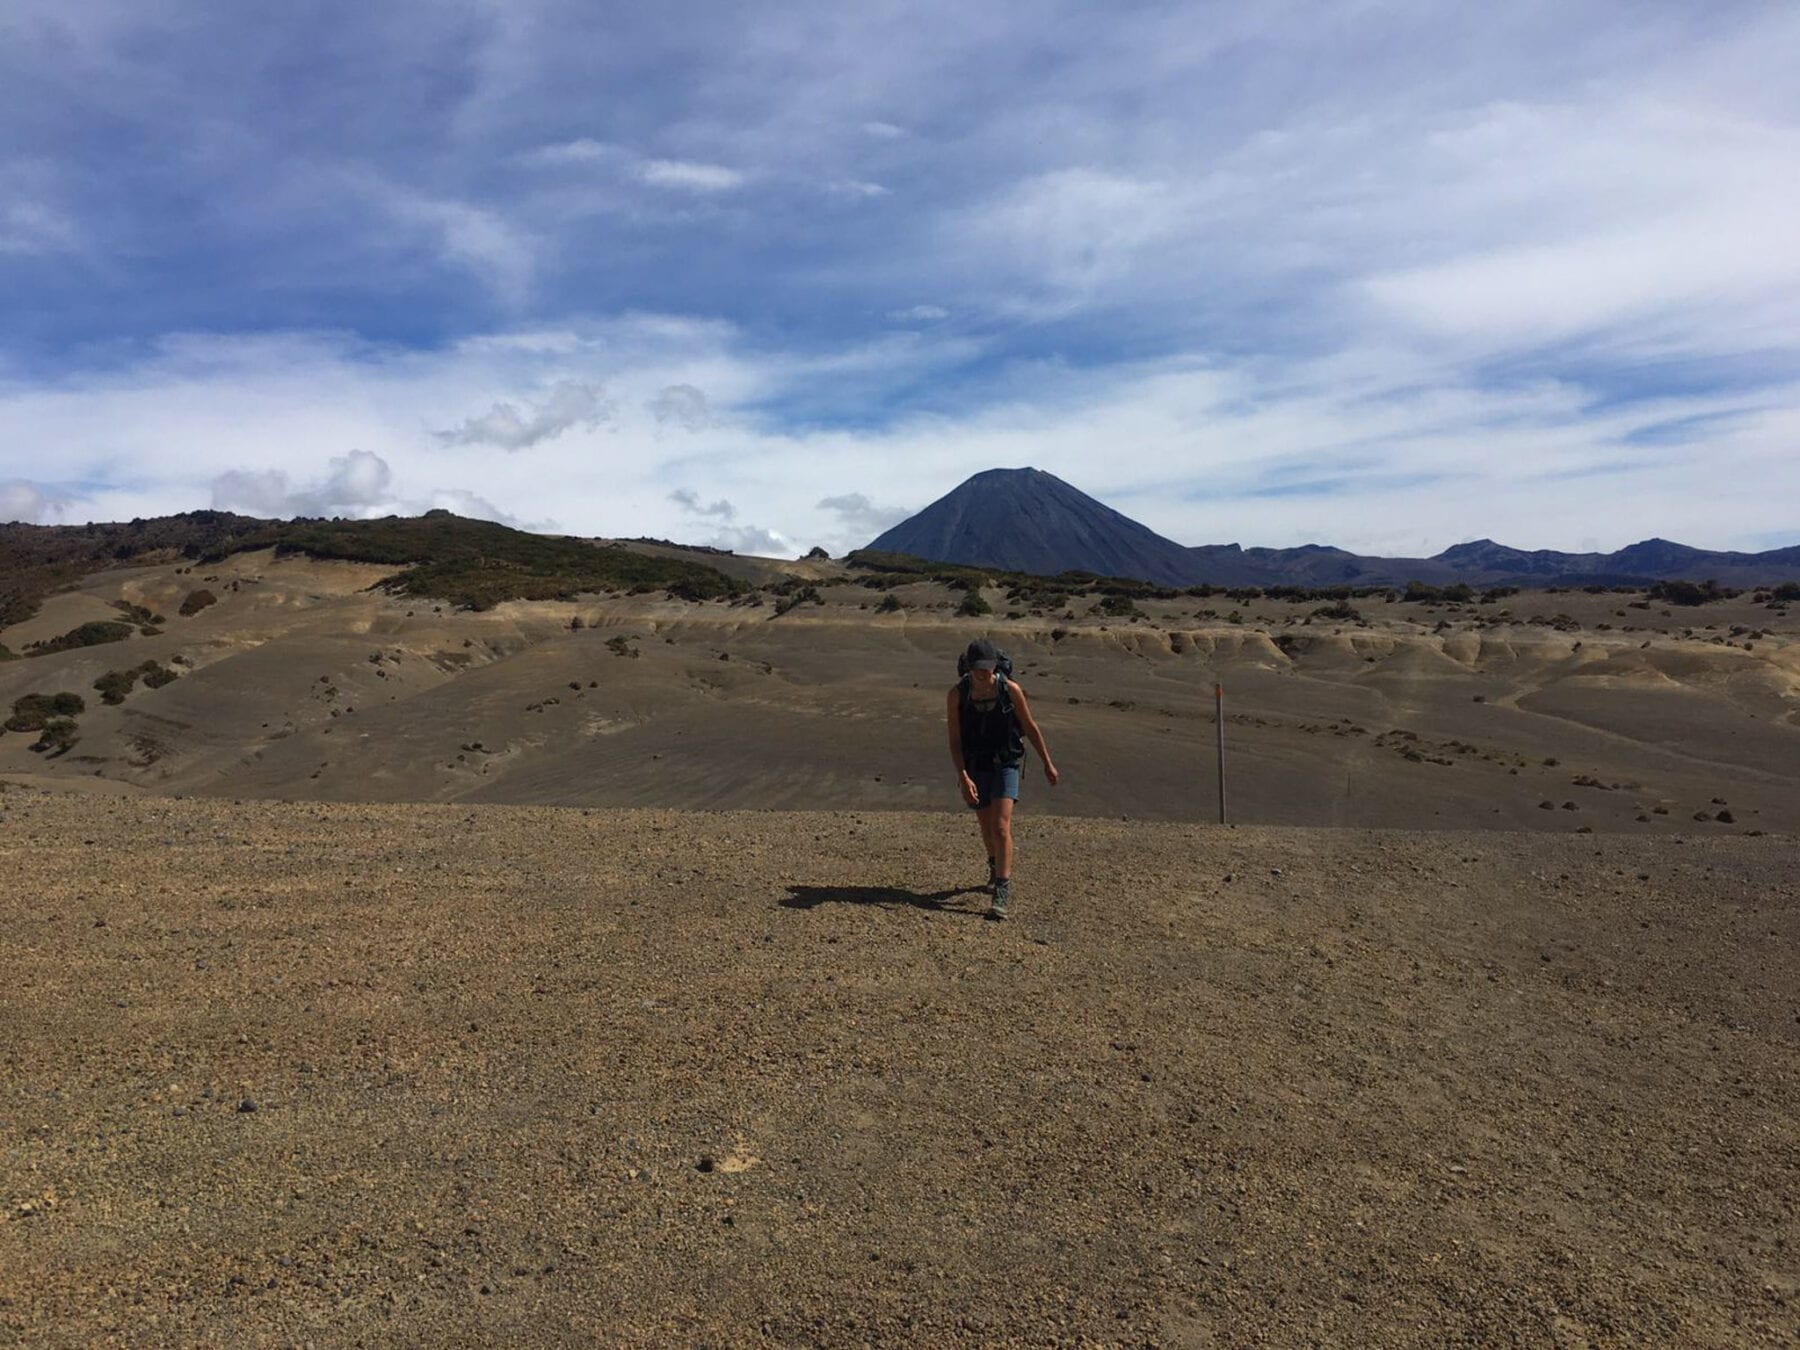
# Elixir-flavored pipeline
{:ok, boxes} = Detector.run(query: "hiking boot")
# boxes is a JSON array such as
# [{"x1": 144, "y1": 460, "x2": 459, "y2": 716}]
[{"x1": 988, "y1": 878, "x2": 1010, "y2": 921}]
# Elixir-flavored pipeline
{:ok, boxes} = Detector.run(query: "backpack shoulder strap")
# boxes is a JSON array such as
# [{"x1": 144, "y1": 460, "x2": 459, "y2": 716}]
[{"x1": 994, "y1": 676, "x2": 1015, "y2": 716}]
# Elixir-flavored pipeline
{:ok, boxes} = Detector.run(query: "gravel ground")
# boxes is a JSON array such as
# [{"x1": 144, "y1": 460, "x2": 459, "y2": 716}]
[{"x1": 2, "y1": 788, "x2": 1796, "y2": 1346}]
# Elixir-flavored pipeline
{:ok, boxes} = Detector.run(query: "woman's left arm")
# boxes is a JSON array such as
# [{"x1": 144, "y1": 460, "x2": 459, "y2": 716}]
[{"x1": 1009, "y1": 680, "x2": 1060, "y2": 786}]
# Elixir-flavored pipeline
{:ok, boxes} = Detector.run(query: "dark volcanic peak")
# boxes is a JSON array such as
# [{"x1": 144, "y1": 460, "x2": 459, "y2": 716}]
[
  {"x1": 865, "y1": 467, "x2": 1204, "y2": 587},
  {"x1": 868, "y1": 469, "x2": 1800, "y2": 589}
]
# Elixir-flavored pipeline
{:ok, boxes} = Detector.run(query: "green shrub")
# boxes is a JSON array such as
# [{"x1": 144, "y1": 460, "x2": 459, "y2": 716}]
[
  {"x1": 1766, "y1": 581, "x2": 1798, "y2": 602},
  {"x1": 93, "y1": 660, "x2": 180, "y2": 704},
  {"x1": 27, "y1": 620, "x2": 136, "y2": 656},
  {"x1": 772, "y1": 586, "x2": 823, "y2": 617},
  {"x1": 202, "y1": 513, "x2": 742, "y2": 610},
  {"x1": 0, "y1": 644, "x2": 14, "y2": 661},
  {"x1": 1310, "y1": 601, "x2": 1361, "y2": 622},
  {"x1": 179, "y1": 588, "x2": 218, "y2": 616},
  {"x1": 29, "y1": 718, "x2": 78, "y2": 755},
  {"x1": 1648, "y1": 579, "x2": 1734, "y2": 606},
  {"x1": 5, "y1": 691, "x2": 86, "y2": 732},
  {"x1": 876, "y1": 593, "x2": 904, "y2": 613},
  {"x1": 110, "y1": 600, "x2": 159, "y2": 625},
  {"x1": 957, "y1": 591, "x2": 992, "y2": 617},
  {"x1": 1092, "y1": 594, "x2": 1144, "y2": 619}
]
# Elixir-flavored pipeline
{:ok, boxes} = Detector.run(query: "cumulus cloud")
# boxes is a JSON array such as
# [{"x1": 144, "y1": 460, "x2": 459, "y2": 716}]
[
  {"x1": 638, "y1": 159, "x2": 746, "y2": 192},
  {"x1": 647, "y1": 383, "x2": 717, "y2": 432},
  {"x1": 0, "y1": 481, "x2": 63, "y2": 524},
  {"x1": 668, "y1": 487, "x2": 735, "y2": 519},
  {"x1": 668, "y1": 486, "x2": 796, "y2": 555},
  {"x1": 212, "y1": 449, "x2": 395, "y2": 519},
  {"x1": 705, "y1": 524, "x2": 795, "y2": 556},
  {"x1": 817, "y1": 492, "x2": 908, "y2": 536},
  {"x1": 435, "y1": 380, "x2": 614, "y2": 451}
]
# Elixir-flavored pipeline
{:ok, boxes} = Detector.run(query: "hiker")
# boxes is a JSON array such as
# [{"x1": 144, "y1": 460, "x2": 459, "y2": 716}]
[{"x1": 946, "y1": 637, "x2": 1059, "y2": 920}]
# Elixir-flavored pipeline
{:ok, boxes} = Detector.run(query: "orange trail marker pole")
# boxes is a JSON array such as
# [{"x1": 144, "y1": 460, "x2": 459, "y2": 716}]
[{"x1": 1215, "y1": 682, "x2": 1227, "y2": 825}]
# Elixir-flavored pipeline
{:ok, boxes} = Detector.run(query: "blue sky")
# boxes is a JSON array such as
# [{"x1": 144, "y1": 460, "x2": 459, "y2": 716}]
[{"x1": 2, "y1": 0, "x2": 1797, "y2": 555}]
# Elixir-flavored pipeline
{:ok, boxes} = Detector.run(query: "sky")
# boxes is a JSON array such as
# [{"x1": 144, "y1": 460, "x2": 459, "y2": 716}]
[{"x1": 2, "y1": 0, "x2": 1798, "y2": 557}]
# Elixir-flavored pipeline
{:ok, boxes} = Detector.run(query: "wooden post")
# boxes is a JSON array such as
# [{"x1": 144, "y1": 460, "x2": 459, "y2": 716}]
[{"x1": 1215, "y1": 682, "x2": 1227, "y2": 825}]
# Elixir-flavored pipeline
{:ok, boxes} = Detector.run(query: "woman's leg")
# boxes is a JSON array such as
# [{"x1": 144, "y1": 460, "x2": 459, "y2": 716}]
[
  {"x1": 976, "y1": 801, "x2": 1000, "y2": 874},
  {"x1": 990, "y1": 796, "x2": 1014, "y2": 881}
]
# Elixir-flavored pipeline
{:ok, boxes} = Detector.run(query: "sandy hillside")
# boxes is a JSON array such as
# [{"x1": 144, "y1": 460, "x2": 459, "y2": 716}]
[
  {"x1": 1, "y1": 550, "x2": 1797, "y2": 834},
  {"x1": 1, "y1": 788, "x2": 1795, "y2": 1345}
]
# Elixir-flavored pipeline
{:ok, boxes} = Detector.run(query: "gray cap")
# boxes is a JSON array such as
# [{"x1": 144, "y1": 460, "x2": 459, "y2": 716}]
[{"x1": 964, "y1": 638, "x2": 999, "y2": 671}]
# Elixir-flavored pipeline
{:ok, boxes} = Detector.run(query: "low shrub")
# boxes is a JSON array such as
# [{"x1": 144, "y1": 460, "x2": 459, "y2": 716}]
[
  {"x1": 773, "y1": 586, "x2": 823, "y2": 617},
  {"x1": 110, "y1": 600, "x2": 163, "y2": 625},
  {"x1": 93, "y1": 660, "x2": 180, "y2": 705},
  {"x1": 957, "y1": 591, "x2": 992, "y2": 617},
  {"x1": 1649, "y1": 579, "x2": 1735, "y2": 606},
  {"x1": 876, "y1": 593, "x2": 904, "y2": 613},
  {"x1": 179, "y1": 588, "x2": 218, "y2": 616},
  {"x1": 29, "y1": 718, "x2": 78, "y2": 755},
  {"x1": 6, "y1": 691, "x2": 85, "y2": 732},
  {"x1": 27, "y1": 620, "x2": 136, "y2": 656},
  {"x1": 1090, "y1": 594, "x2": 1145, "y2": 619}
]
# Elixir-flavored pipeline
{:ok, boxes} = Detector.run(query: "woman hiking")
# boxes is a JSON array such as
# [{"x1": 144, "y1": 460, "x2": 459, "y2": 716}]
[{"x1": 946, "y1": 638, "x2": 1059, "y2": 920}]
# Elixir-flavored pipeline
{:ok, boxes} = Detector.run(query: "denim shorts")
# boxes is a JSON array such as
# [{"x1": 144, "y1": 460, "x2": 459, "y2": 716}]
[{"x1": 968, "y1": 765, "x2": 1021, "y2": 809}]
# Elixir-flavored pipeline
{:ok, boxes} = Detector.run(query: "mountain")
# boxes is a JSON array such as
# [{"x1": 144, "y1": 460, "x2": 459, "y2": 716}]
[
  {"x1": 864, "y1": 466, "x2": 1206, "y2": 587},
  {"x1": 865, "y1": 468, "x2": 1800, "y2": 589}
]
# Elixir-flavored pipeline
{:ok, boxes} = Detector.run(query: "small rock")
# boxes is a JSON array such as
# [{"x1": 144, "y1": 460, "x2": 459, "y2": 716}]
[{"x1": 237, "y1": 1098, "x2": 258, "y2": 1114}]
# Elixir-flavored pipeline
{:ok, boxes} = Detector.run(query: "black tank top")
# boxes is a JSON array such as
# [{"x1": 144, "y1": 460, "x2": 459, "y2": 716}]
[{"x1": 958, "y1": 676, "x2": 1024, "y2": 770}]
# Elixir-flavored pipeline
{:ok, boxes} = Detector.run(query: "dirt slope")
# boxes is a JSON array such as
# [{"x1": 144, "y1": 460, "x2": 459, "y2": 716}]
[
  {"x1": 2, "y1": 789, "x2": 1795, "y2": 1345},
  {"x1": 2, "y1": 551, "x2": 1797, "y2": 835}
]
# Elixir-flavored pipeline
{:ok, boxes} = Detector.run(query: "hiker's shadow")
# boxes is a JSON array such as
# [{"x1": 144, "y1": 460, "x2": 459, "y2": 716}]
[{"x1": 780, "y1": 884, "x2": 988, "y2": 914}]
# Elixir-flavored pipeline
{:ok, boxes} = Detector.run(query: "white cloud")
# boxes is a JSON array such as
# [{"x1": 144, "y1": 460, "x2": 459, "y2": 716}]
[
  {"x1": 1, "y1": 312, "x2": 1795, "y2": 561},
  {"x1": 638, "y1": 159, "x2": 747, "y2": 192},
  {"x1": 522, "y1": 138, "x2": 617, "y2": 166},
  {"x1": 0, "y1": 481, "x2": 64, "y2": 524},
  {"x1": 212, "y1": 449, "x2": 394, "y2": 518},
  {"x1": 817, "y1": 492, "x2": 907, "y2": 538},
  {"x1": 436, "y1": 379, "x2": 614, "y2": 450},
  {"x1": 647, "y1": 383, "x2": 717, "y2": 432},
  {"x1": 378, "y1": 184, "x2": 535, "y2": 304},
  {"x1": 888, "y1": 304, "x2": 948, "y2": 322},
  {"x1": 668, "y1": 487, "x2": 734, "y2": 519}
]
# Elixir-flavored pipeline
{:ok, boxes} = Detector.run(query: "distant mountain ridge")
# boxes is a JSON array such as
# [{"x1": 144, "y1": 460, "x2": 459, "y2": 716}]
[{"x1": 866, "y1": 468, "x2": 1800, "y2": 588}]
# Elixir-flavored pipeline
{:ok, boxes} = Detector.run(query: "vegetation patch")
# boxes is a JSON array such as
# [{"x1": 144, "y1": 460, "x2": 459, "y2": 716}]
[
  {"x1": 5, "y1": 691, "x2": 86, "y2": 733},
  {"x1": 110, "y1": 599, "x2": 165, "y2": 625},
  {"x1": 772, "y1": 585, "x2": 823, "y2": 617},
  {"x1": 1648, "y1": 579, "x2": 1737, "y2": 606},
  {"x1": 957, "y1": 591, "x2": 993, "y2": 617},
  {"x1": 179, "y1": 588, "x2": 218, "y2": 616},
  {"x1": 28, "y1": 718, "x2": 79, "y2": 755},
  {"x1": 93, "y1": 660, "x2": 181, "y2": 705},
  {"x1": 202, "y1": 512, "x2": 743, "y2": 611},
  {"x1": 27, "y1": 620, "x2": 137, "y2": 656}
]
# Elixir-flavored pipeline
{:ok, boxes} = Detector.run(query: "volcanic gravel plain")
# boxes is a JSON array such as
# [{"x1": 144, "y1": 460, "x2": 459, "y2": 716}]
[{"x1": 2, "y1": 548, "x2": 1798, "y2": 1344}]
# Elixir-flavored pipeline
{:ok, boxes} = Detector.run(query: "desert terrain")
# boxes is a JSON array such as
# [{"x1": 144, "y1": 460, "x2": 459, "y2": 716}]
[
  {"x1": 2, "y1": 547, "x2": 1798, "y2": 1344},
  {"x1": 1, "y1": 546, "x2": 1797, "y2": 832},
  {"x1": 2, "y1": 789, "x2": 1796, "y2": 1345}
]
